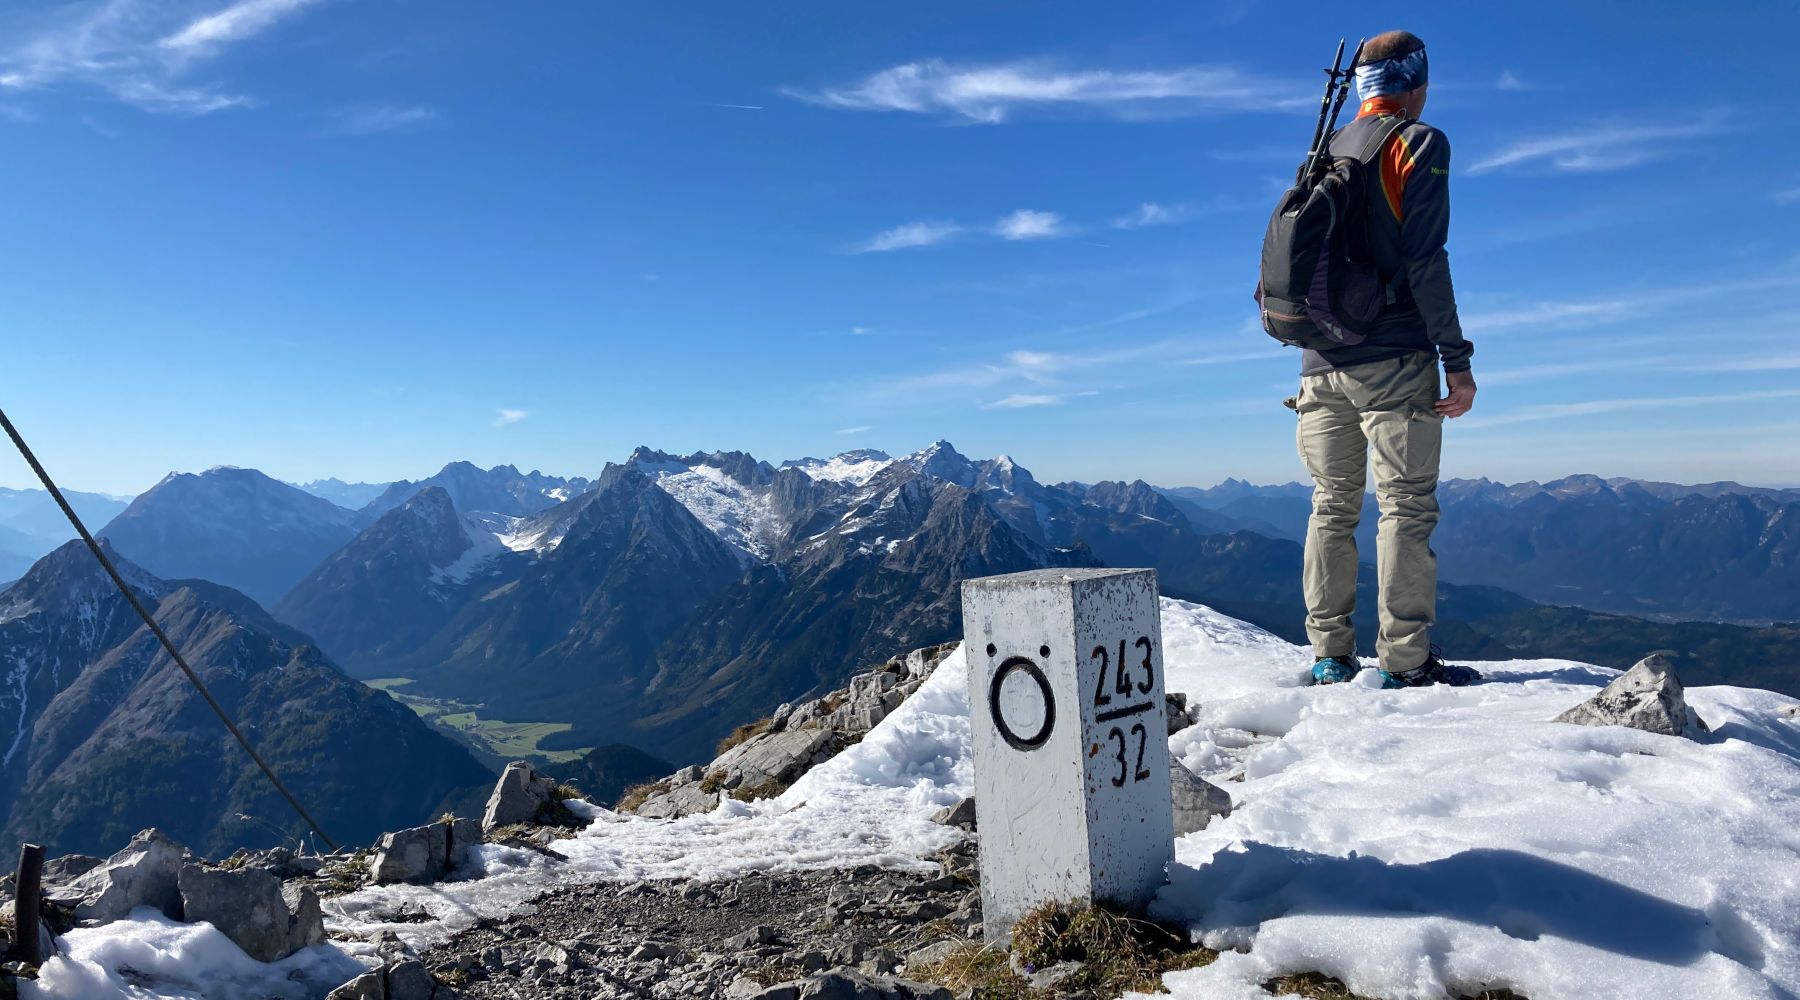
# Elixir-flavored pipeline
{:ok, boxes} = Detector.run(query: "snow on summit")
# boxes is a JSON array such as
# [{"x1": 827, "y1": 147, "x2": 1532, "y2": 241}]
[{"x1": 31, "y1": 599, "x2": 1800, "y2": 1000}]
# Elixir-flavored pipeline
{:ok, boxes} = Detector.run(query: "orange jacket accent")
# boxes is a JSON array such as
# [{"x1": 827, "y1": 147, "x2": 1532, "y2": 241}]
[{"x1": 1358, "y1": 98, "x2": 1417, "y2": 223}]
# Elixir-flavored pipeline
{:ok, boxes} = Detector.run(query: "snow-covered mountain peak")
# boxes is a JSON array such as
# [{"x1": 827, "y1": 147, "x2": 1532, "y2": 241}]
[
  {"x1": 780, "y1": 450, "x2": 895, "y2": 487},
  {"x1": 901, "y1": 440, "x2": 979, "y2": 488},
  {"x1": 618, "y1": 449, "x2": 780, "y2": 563}
]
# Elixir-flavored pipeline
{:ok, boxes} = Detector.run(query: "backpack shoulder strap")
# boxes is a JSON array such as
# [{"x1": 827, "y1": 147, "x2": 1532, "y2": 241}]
[{"x1": 1354, "y1": 114, "x2": 1413, "y2": 165}]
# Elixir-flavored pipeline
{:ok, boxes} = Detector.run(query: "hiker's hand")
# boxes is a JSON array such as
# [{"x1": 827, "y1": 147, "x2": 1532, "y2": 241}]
[{"x1": 1436, "y1": 371, "x2": 1476, "y2": 418}]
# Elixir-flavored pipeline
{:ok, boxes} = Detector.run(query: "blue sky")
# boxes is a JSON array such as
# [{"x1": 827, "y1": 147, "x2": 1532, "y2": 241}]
[{"x1": 2, "y1": 0, "x2": 1797, "y2": 496}]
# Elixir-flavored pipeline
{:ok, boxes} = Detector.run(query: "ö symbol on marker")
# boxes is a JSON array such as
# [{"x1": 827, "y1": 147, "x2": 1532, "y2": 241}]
[{"x1": 987, "y1": 643, "x2": 1055, "y2": 751}]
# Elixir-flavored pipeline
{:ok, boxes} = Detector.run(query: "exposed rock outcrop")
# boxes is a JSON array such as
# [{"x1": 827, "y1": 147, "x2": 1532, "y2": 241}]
[
  {"x1": 483, "y1": 760, "x2": 580, "y2": 833},
  {"x1": 628, "y1": 643, "x2": 957, "y2": 819},
  {"x1": 45, "y1": 828, "x2": 186, "y2": 924},
  {"x1": 1554, "y1": 653, "x2": 1710, "y2": 738},
  {"x1": 369, "y1": 817, "x2": 481, "y2": 885},
  {"x1": 178, "y1": 863, "x2": 324, "y2": 962}
]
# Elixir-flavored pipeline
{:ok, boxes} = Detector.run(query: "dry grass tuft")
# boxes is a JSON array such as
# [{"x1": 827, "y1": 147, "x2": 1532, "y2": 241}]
[
  {"x1": 1262, "y1": 972, "x2": 1380, "y2": 999},
  {"x1": 716, "y1": 717, "x2": 773, "y2": 756},
  {"x1": 615, "y1": 779, "x2": 668, "y2": 813},
  {"x1": 744, "y1": 963, "x2": 806, "y2": 986},
  {"x1": 913, "y1": 900, "x2": 1217, "y2": 999}
]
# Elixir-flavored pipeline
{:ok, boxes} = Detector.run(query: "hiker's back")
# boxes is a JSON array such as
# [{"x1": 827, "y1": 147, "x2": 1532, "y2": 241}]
[{"x1": 1302, "y1": 110, "x2": 1451, "y2": 374}]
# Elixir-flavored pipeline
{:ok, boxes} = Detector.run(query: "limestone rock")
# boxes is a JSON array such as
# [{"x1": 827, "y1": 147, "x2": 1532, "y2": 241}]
[
  {"x1": 930, "y1": 797, "x2": 976, "y2": 831},
  {"x1": 283, "y1": 883, "x2": 326, "y2": 953},
  {"x1": 713, "y1": 727, "x2": 834, "y2": 792},
  {"x1": 1170, "y1": 758, "x2": 1232, "y2": 837},
  {"x1": 0, "y1": 853, "x2": 102, "y2": 900},
  {"x1": 630, "y1": 642, "x2": 961, "y2": 819},
  {"x1": 386, "y1": 959, "x2": 437, "y2": 1000},
  {"x1": 483, "y1": 761, "x2": 559, "y2": 833},
  {"x1": 370, "y1": 824, "x2": 446, "y2": 886},
  {"x1": 325, "y1": 970, "x2": 385, "y2": 1000},
  {"x1": 49, "y1": 828, "x2": 185, "y2": 925},
  {"x1": 1555, "y1": 654, "x2": 1709, "y2": 738},
  {"x1": 178, "y1": 864, "x2": 297, "y2": 963},
  {"x1": 634, "y1": 781, "x2": 720, "y2": 819},
  {"x1": 1165, "y1": 692, "x2": 1197, "y2": 734}
]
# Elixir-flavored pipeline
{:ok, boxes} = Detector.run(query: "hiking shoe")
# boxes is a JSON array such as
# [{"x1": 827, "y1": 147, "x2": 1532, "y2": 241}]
[
  {"x1": 1380, "y1": 652, "x2": 1482, "y2": 688},
  {"x1": 1310, "y1": 655, "x2": 1362, "y2": 685}
]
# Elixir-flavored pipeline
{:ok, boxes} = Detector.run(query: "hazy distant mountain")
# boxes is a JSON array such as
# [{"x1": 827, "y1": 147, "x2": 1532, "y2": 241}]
[
  {"x1": 1158, "y1": 475, "x2": 1800, "y2": 622},
  {"x1": 274, "y1": 487, "x2": 527, "y2": 671},
  {"x1": 97, "y1": 467, "x2": 357, "y2": 606},
  {"x1": 0, "y1": 486, "x2": 135, "y2": 581},
  {"x1": 1433, "y1": 483, "x2": 1800, "y2": 623},
  {"x1": 0, "y1": 542, "x2": 490, "y2": 858},
  {"x1": 292, "y1": 477, "x2": 393, "y2": 510},
  {"x1": 362, "y1": 462, "x2": 592, "y2": 523}
]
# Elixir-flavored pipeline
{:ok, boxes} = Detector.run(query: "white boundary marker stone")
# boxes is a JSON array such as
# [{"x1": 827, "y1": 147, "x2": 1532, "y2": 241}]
[{"x1": 961, "y1": 567, "x2": 1174, "y2": 938}]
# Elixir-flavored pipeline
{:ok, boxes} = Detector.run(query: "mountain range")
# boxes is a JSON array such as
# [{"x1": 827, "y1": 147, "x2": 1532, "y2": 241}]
[
  {"x1": 247, "y1": 442, "x2": 1800, "y2": 765},
  {"x1": 1163, "y1": 475, "x2": 1800, "y2": 623},
  {"x1": 0, "y1": 442, "x2": 1793, "y2": 852},
  {"x1": 0, "y1": 541, "x2": 489, "y2": 858}
]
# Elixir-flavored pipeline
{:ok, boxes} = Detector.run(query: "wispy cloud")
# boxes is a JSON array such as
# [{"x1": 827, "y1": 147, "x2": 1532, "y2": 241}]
[
  {"x1": 1461, "y1": 298, "x2": 1641, "y2": 333},
  {"x1": 710, "y1": 103, "x2": 763, "y2": 111},
  {"x1": 1468, "y1": 388, "x2": 1800, "y2": 428},
  {"x1": 1774, "y1": 186, "x2": 1800, "y2": 207},
  {"x1": 159, "y1": 0, "x2": 327, "y2": 58},
  {"x1": 1466, "y1": 113, "x2": 1733, "y2": 175},
  {"x1": 982, "y1": 390, "x2": 1100, "y2": 409},
  {"x1": 994, "y1": 209, "x2": 1063, "y2": 241},
  {"x1": 1, "y1": 0, "x2": 330, "y2": 114},
  {"x1": 784, "y1": 58, "x2": 1305, "y2": 124},
  {"x1": 1496, "y1": 71, "x2": 1528, "y2": 92},
  {"x1": 855, "y1": 219, "x2": 961, "y2": 253},
  {"x1": 1115, "y1": 202, "x2": 1180, "y2": 228},
  {"x1": 1670, "y1": 353, "x2": 1800, "y2": 373},
  {"x1": 984, "y1": 393, "x2": 1065, "y2": 409},
  {"x1": 836, "y1": 425, "x2": 872, "y2": 435},
  {"x1": 493, "y1": 408, "x2": 529, "y2": 426},
  {"x1": 884, "y1": 338, "x2": 1274, "y2": 398},
  {"x1": 328, "y1": 102, "x2": 437, "y2": 136},
  {"x1": 1112, "y1": 197, "x2": 1246, "y2": 229}
]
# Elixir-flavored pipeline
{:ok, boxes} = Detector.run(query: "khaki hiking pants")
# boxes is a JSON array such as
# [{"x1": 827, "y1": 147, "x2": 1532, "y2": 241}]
[{"x1": 1289, "y1": 351, "x2": 1444, "y2": 672}]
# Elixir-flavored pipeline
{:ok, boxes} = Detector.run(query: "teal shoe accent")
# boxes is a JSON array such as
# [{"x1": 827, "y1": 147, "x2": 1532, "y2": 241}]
[{"x1": 1310, "y1": 655, "x2": 1361, "y2": 685}]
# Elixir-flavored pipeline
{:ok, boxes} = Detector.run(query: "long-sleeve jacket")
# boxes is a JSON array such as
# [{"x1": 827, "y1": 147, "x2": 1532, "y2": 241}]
[{"x1": 1300, "y1": 100, "x2": 1474, "y2": 376}]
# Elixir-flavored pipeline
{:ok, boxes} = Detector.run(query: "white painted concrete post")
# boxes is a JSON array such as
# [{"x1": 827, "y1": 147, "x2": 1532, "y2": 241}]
[{"x1": 960, "y1": 567, "x2": 1174, "y2": 938}]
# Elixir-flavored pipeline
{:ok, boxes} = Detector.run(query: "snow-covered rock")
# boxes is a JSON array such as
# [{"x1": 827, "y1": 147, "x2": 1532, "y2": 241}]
[{"x1": 1553, "y1": 652, "x2": 1708, "y2": 737}]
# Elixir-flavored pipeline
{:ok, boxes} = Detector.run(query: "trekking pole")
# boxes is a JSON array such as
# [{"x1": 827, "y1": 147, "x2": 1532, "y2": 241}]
[
  {"x1": 1300, "y1": 39, "x2": 1347, "y2": 181},
  {"x1": 1303, "y1": 37, "x2": 1346, "y2": 179},
  {"x1": 1323, "y1": 38, "x2": 1365, "y2": 136}
]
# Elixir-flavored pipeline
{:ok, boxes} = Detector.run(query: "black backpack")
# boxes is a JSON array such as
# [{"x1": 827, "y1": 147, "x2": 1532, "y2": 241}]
[{"x1": 1255, "y1": 115, "x2": 1411, "y2": 352}]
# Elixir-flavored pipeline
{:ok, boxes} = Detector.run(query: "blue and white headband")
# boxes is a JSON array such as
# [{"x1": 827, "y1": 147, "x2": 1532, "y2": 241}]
[{"x1": 1355, "y1": 46, "x2": 1429, "y2": 100}]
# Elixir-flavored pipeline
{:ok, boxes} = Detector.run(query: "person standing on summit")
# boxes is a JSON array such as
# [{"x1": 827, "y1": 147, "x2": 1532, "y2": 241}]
[{"x1": 1286, "y1": 31, "x2": 1480, "y2": 687}]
